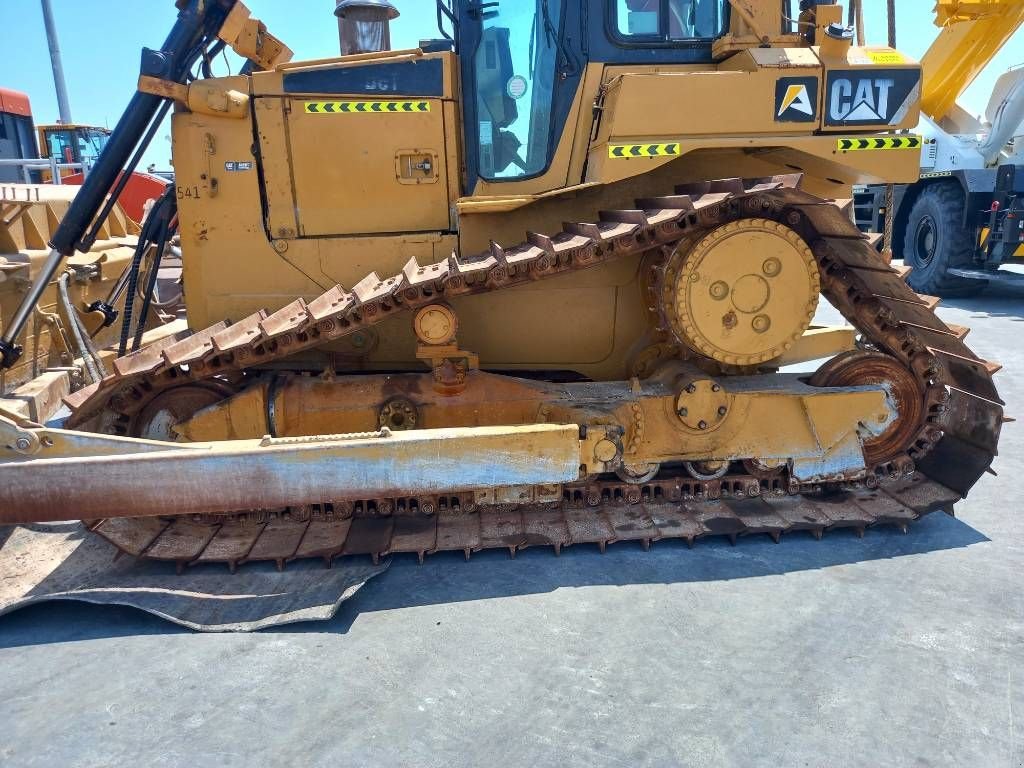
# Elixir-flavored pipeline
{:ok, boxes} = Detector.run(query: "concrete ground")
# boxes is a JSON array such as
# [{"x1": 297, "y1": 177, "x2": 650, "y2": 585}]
[{"x1": 1, "y1": 288, "x2": 1023, "y2": 768}]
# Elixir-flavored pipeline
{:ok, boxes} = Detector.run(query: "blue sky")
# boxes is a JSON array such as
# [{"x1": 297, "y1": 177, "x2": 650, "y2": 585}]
[{"x1": 3, "y1": 0, "x2": 1022, "y2": 169}]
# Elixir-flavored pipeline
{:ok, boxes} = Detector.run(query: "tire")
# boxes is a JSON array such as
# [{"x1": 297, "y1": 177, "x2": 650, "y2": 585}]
[{"x1": 902, "y1": 182, "x2": 986, "y2": 297}]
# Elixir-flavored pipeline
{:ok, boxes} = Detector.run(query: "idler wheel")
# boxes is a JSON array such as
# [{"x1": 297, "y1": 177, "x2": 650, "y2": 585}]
[
  {"x1": 742, "y1": 458, "x2": 786, "y2": 479},
  {"x1": 809, "y1": 351, "x2": 924, "y2": 467},
  {"x1": 130, "y1": 383, "x2": 234, "y2": 441}
]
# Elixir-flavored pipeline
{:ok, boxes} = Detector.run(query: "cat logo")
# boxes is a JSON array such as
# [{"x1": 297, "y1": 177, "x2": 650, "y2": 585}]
[
  {"x1": 779, "y1": 85, "x2": 813, "y2": 116},
  {"x1": 831, "y1": 78, "x2": 892, "y2": 121},
  {"x1": 774, "y1": 77, "x2": 818, "y2": 123},
  {"x1": 825, "y1": 69, "x2": 921, "y2": 127}
]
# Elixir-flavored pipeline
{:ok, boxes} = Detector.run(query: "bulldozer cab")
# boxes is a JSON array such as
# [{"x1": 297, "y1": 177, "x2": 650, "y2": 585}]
[{"x1": 455, "y1": 0, "x2": 729, "y2": 186}]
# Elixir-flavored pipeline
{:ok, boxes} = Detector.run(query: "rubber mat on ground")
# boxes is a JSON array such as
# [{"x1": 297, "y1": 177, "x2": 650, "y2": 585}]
[{"x1": 0, "y1": 523, "x2": 387, "y2": 632}]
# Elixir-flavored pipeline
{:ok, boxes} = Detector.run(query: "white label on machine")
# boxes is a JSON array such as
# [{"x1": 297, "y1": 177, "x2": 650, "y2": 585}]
[{"x1": 506, "y1": 75, "x2": 528, "y2": 100}]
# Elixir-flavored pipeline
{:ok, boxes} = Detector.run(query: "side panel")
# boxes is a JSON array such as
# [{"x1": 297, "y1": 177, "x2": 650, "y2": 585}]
[
  {"x1": 586, "y1": 48, "x2": 923, "y2": 187},
  {"x1": 254, "y1": 52, "x2": 458, "y2": 238},
  {"x1": 600, "y1": 70, "x2": 778, "y2": 139},
  {"x1": 173, "y1": 108, "x2": 336, "y2": 330},
  {"x1": 282, "y1": 97, "x2": 451, "y2": 236},
  {"x1": 173, "y1": 69, "x2": 463, "y2": 349}
]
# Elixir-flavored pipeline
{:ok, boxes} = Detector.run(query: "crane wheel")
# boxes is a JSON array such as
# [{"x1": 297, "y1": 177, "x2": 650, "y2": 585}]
[{"x1": 903, "y1": 182, "x2": 985, "y2": 298}]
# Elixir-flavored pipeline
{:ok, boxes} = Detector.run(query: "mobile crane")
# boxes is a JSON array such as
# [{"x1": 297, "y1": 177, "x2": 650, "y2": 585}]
[{"x1": 855, "y1": 0, "x2": 1024, "y2": 295}]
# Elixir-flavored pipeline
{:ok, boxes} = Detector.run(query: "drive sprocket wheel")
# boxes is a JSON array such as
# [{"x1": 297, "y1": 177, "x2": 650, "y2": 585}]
[
  {"x1": 809, "y1": 350, "x2": 924, "y2": 467},
  {"x1": 662, "y1": 218, "x2": 820, "y2": 366}
]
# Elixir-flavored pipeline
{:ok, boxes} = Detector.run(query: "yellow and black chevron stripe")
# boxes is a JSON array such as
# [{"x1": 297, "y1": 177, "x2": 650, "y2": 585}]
[
  {"x1": 980, "y1": 227, "x2": 1024, "y2": 257},
  {"x1": 303, "y1": 101, "x2": 431, "y2": 114},
  {"x1": 837, "y1": 136, "x2": 921, "y2": 151},
  {"x1": 609, "y1": 142, "x2": 681, "y2": 159}
]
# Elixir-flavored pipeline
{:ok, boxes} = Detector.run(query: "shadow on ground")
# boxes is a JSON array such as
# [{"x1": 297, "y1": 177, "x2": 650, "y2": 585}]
[
  {"x1": 0, "y1": 509, "x2": 989, "y2": 647},
  {"x1": 939, "y1": 282, "x2": 1024, "y2": 320}
]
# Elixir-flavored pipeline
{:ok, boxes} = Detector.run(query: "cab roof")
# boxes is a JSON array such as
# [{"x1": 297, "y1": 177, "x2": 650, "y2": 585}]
[{"x1": 0, "y1": 87, "x2": 32, "y2": 118}]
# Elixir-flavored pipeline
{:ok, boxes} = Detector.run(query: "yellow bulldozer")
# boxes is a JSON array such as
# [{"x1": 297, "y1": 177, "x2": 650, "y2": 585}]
[{"x1": 0, "y1": 0, "x2": 1004, "y2": 572}]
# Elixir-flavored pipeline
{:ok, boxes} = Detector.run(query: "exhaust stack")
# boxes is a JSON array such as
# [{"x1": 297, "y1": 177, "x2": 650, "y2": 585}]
[{"x1": 335, "y1": 0, "x2": 399, "y2": 55}]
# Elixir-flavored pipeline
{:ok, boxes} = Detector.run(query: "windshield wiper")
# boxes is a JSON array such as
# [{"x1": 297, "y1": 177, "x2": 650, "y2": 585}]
[
  {"x1": 540, "y1": 0, "x2": 556, "y2": 47},
  {"x1": 540, "y1": 0, "x2": 579, "y2": 77}
]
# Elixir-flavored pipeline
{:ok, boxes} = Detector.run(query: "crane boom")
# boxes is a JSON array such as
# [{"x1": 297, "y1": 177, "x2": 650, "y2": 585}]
[{"x1": 921, "y1": 0, "x2": 1024, "y2": 122}]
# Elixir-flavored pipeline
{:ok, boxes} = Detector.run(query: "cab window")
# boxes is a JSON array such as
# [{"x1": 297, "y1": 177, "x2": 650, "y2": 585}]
[
  {"x1": 78, "y1": 129, "x2": 109, "y2": 163},
  {"x1": 615, "y1": 0, "x2": 727, "y2": 40},
  {"x1": 45, "y1": 129, "x2": 76, "y2": 164},
  {"x1": 472, "y1": 1, "x2": 563, "y2": 180}
]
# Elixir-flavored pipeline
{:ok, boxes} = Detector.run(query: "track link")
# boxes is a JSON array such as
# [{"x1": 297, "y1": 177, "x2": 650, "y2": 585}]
[
  {"x1": 64, "y1": 175, "x2": 1003, "y2": 570},
  {"x1": 90, "y1": 471, "x2": 960, "y2": 572}
]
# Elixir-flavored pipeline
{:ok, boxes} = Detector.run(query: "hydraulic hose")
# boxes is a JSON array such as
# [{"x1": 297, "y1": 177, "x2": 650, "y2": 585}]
[
  {"x1": 118, "y1": 187, "x2": 177, "y2": 356},
  {"x1": 118, "y1": 244, "x2": 150, "y2": 357},
  {"x1": 58, "y1": 272, "x2": 103, "y2": 384},
  {"x1": 132, "y1": 216, "x2": 171, "y2": 352},
  {"x1": 96, "y1": 196, "x2": 167, "y2": 334},
  {"x1": 201, "y1": 39, "x2": 228, "y2": 79}
]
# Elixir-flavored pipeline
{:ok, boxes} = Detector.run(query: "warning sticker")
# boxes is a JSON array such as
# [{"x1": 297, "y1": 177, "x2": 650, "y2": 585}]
[
  {"x1": 865, "y1": 50, "x2": 906, "y2": 65},
  {"x1": 608, "y1": 143, "x2": 681, "y2": 159},
  {"x1": 837, "y1": 136, "x2": 921, "y2": 151},
  {"x1": 303, "y1": 101, "x2": 430, "y2": 114}
]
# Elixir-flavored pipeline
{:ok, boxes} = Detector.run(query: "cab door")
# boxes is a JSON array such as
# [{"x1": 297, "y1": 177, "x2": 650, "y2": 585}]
[{"x1": 457, "y1": 0, "x2": 574, "y2": 193}]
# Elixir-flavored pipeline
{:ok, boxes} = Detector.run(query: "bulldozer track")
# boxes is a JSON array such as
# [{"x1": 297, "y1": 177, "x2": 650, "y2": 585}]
[
  {"x1": 89, "y1": 470, "x2": 961, "y2": 572},
  {"x1": 65, "y1": 175, "x2": 1003, "y2": 571}
]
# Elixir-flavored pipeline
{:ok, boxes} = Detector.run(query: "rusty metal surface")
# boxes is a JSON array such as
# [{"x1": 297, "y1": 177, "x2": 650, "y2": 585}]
[
  {"x1": 809, "y1": 351, "x2": 926, "y2": 467},
  {"x1": 0, "y1": 424, "x2": 584, "y2": 525},
  {"x1": 82, "y1": 471, "x2": 961, "y2": 570}
]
